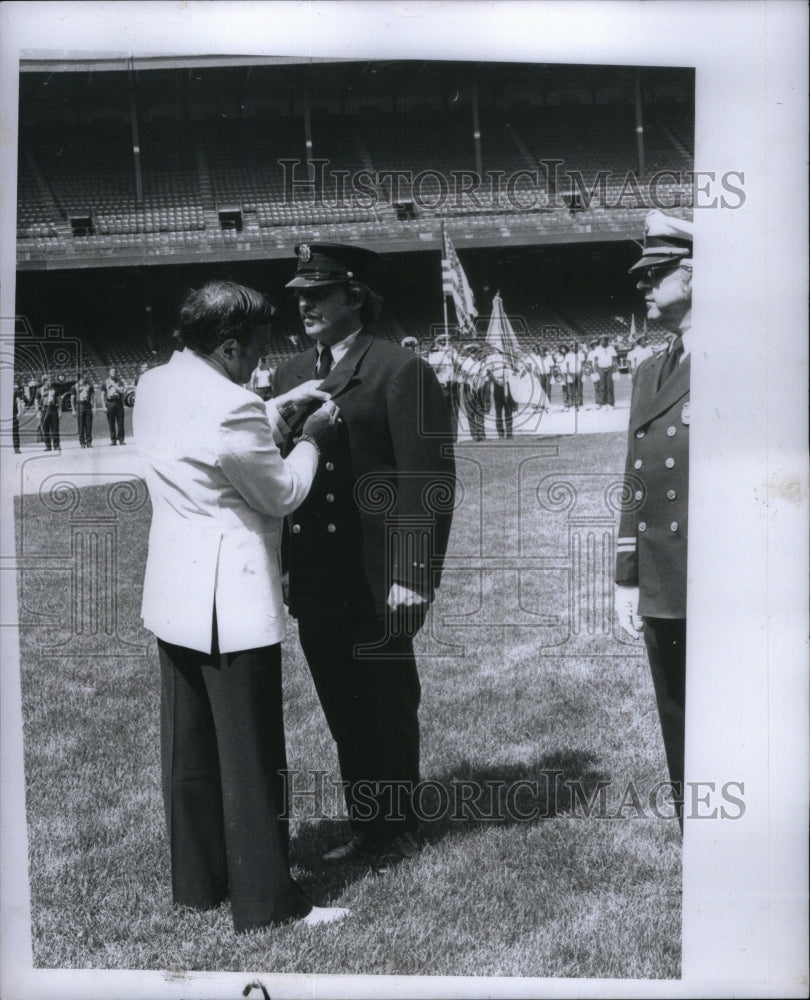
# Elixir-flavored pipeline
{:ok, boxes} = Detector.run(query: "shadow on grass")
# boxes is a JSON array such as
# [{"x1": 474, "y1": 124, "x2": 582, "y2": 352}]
[{"x1": 291, "y1": 748, "x2": 610, "y2": 899}]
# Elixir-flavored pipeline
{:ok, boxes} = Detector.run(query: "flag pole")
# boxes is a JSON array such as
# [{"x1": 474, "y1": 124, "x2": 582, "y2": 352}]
[{"x1": 441, "y1": 222, "x2": 450, "y2": 339}]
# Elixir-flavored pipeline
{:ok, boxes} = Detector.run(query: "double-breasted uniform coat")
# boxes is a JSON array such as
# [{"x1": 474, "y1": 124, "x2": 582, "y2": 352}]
[
  {"x1": 616, "y1": 348, "x2": 690, "y2": 806},
  {"x1": 274, "y1": 329, "x2": 455, "y2": 839}
]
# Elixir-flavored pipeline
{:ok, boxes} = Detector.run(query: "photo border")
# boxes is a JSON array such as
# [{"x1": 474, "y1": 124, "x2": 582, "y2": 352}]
[{"x1": 2, "y1": 2, "x2": 807, "y2": 998}]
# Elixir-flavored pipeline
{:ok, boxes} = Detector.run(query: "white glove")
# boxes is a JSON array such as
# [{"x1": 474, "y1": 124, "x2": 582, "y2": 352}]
[
  {"x1": 615, "y1": 584, "x2": 643, "y2": 639},
  {"x1": 387, "y1": 583, "x2": 427, "y2": 611},
  {"x1": 387, "y1": 583, "x2": 429, "y2": 636}
]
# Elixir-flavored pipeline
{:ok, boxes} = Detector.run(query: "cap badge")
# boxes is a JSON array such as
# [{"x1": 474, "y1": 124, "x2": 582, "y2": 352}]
[{"x1": 299, "y1": 244, "x2": 311, "y2": 263}]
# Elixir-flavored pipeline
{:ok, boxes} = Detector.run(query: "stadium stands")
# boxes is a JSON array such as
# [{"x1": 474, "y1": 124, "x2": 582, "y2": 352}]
[
  {"x1": 14, "y1": 60, "x2": 691, "y2": 386},
  {"x1": 17, "y1": 63, "x2": 694, "y2": 259}
]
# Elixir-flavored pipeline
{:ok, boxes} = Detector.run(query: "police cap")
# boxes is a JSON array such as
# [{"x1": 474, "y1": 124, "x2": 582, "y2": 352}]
[
  {"x1": 629, "y1": 210, "x2": 693, "y2": 273},
  {"x1": 286, "y1": 242, "x2": 381, "y2": 289}
]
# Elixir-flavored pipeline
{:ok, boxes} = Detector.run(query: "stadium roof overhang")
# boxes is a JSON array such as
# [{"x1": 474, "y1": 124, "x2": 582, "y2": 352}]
[{"x1": 19, "y1": 53, "x2": 356, "y2": 73}]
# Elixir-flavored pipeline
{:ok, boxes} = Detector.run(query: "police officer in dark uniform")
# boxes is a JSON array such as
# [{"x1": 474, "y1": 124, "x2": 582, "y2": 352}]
[
  {"x1": 71, "y1": 372, "x2": 95, "y2": 447},
  {"x1": 273, "y1": 243, "x2": 455, "y2": 871},
  {"x1": 36, "y1": 376, "x2": 61, "y2": 452},
  {"x1": 103, "y1": 367, "x2": 126, "y2": 445},
  {"x1": 615, "y1": 210, "x2": 693, "y2": 827}
]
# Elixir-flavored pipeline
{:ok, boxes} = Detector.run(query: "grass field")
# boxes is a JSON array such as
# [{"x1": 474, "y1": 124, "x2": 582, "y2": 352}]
[{"x1": 14, "y1": 428, "x2": 681, "y2": 978}]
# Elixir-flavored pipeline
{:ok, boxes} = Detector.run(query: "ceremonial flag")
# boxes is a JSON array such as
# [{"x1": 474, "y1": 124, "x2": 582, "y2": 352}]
[
  {"x1": 484, "y1": 292, "x2": 522, "y2": 366},
  {"x1": 441, "y1": 225, "x2": 478, "y2": 336}
]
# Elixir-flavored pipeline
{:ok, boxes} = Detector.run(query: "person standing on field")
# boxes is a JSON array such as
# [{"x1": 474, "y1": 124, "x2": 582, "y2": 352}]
[
  {"x1": 71, "y1": 372, "x2": 95, "y2": 447},
  {"x1": 103, "y1": 366, "x2": 126, "y2": 445},
  {"x1": 135, "y1": 279, "x2": 347, "y2": 931},
  {"x1": 615, "y1": 210, "x2": 693, "y2": 828},
  {"x1": 274, "y1": 243, "x2": 456, "y2": 873}
]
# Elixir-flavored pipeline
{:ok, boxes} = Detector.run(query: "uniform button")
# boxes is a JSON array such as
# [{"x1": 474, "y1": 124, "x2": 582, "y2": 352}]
[
  {"x1": 634, "y1": 459, "x2": 643, "y2": 470},
  {"x1": 326, "y1": 493, "x2": 335, "y2": 502},
  {"x1": 667, "y1": 426, "x2": 677, "y2": 437},
  {"x1": 292, "y1": 524, "x2": 301, "y2": 534},
  {"x1": 635, "y1": 429, "x2": 646, "y2": 439},
  {"x1": 670, "y1": 522, "x2": 679, "y2": 532},
  {"x1": 667, "y1": 489, "x2": 677, "y2": 500},
  {"x1": 634, "y1": 490, "x2": 643, "y2": 501},
  {"x1": 665, "y1": 457, "x2": 675, "y2": 468},
  {"x1": 325, "y1": 462, "x2": 334, "y2": 471},
  {"x1": 638, "y1": 522, "x2": 647, "y2": 532},
  {"x1": 327, "y1": 523, "x2": 336, "y2": 533}
]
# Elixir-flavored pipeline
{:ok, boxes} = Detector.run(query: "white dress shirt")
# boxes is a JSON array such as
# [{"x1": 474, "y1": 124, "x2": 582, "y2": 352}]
[{"x1": 317, "y1": 328, "x2": 361, "y2": 369}]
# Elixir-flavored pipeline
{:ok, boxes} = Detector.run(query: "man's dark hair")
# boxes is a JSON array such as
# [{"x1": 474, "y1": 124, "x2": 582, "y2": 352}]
[
  {"x1": 346, "y1": 280, "x2": 383, "y2": 326},
  {"x1": 177, "y1": 280, "x2": 275, "y2": 355}
]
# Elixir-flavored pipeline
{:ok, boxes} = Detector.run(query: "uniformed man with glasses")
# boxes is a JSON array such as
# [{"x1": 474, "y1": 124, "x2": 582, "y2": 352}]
[{"x1": 615, "y1": 210, "x2": 693, "y2": 829}]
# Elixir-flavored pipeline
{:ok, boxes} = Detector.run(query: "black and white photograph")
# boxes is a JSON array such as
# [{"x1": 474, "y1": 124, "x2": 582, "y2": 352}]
[{"x1": 1, "y1": 3, "x2": 807, "y2": 998}]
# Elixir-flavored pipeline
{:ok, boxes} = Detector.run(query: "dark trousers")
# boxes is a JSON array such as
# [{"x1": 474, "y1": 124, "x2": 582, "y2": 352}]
[
  {"x1": 598, "y1": 369, "x2": 615, "y2": 406},
  {"x1": 158, "y1": 636, "x2": 311, "y2": 932},
  {"x1": 643, "y1": 617, "x2": 686, "y2": 825},
  {"x1": 41, "y1": 408, "x2": 60, "y2": 450},
  {"x1": 539, "y1": 374, "x2": 550, "y2": 406},
  {"x1": 492, "y1": 383, "x2": 514, "y2": 437},
  {"x1": 106, "y1": 399, "x2": 125, "y2": 443},
  {"x1": 463, "y1": 384, "x2": 486, "y2": 440},
  {"x1": 297, "y1": 613, "x2": 421, "y2": 840},
  {"x1": 77, "y1": 405, "x2": 93, "y2": 446},
  {"x1": 12, "y1": 411, "x2": 20, "y2": 451},
  {"x1": 441, "y1": 383, "x2": 460, "y2": 441},
  {"x1": 477, "y1": 382, "x2": 491, "y2": 423}
]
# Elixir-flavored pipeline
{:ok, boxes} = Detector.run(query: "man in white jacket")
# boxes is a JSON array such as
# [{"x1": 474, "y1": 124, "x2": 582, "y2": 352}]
[{"x1": 135, "y1": 280, "x2": 344, "y2": 932}]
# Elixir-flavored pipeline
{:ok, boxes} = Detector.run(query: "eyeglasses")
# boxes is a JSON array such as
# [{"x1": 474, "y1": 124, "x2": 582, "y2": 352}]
[{"x1": 637, "y1": 263, "x2": 680, "y2": 284}]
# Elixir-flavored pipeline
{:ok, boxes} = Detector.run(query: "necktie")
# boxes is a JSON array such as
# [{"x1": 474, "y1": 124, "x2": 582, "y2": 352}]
[
  {"x1": 316, "y1": 345, "x2": 333, "y2": 380},
  {"x1": 657, "y1": 336, "x2": 683, "y2": 390}
]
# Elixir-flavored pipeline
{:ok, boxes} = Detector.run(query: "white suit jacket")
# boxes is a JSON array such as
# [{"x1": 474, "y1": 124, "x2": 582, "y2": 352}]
[{"x1": 134, "y1": 348, "x2": 318, "y2": 653}]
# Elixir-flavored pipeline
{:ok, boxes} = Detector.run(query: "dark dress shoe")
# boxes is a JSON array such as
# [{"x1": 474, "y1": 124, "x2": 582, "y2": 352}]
[
  {"x1": 371, "y1": 832, "x2": 421, "y2": 874},
  {"x1": 321, "y1": 832, "x2": 369, "y2": 862}
]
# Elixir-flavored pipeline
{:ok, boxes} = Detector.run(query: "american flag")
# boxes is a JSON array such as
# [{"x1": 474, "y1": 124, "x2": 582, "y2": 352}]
[{"x1": 441, "y1": 226, "x2": 478, "y2": 336}]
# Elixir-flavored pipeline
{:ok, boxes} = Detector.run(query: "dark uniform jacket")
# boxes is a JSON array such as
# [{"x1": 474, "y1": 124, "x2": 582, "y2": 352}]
[
  {"x1": 615, "y1": 350, "x2": 690, "y2": 618},
  {"x1": 274, "y1": 329, "x2": 456, "y2": 619}
]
